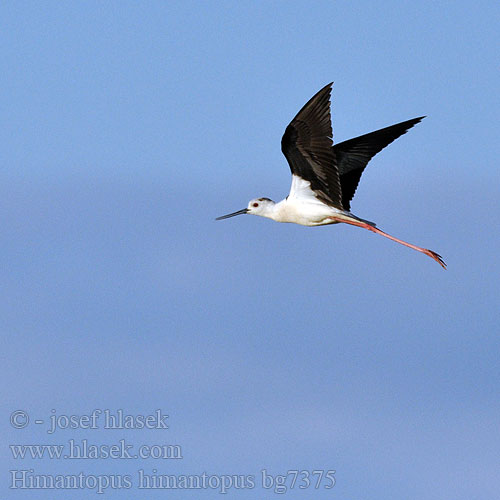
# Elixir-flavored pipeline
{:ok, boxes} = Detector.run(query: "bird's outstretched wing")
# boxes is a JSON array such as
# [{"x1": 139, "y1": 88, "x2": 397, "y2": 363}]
[
  {"x1": 335, "y1": 117, "x2": 425, "y2": 210},
  {"x1": 281, "y1": 83, "x2": 343, "y2": 209}
]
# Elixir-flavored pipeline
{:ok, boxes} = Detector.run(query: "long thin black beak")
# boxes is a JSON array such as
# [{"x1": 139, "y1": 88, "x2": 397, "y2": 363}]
[{"x1": 215, "y1": 208, "x2": 248, "y2": 220}]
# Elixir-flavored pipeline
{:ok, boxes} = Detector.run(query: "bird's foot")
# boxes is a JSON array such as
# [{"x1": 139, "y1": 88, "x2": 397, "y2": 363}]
[{"x1": 424, "y1": 249, "x2": 447, "y2": 269}]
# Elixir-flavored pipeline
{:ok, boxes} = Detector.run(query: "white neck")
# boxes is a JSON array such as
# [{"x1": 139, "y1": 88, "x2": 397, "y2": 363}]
[{"x1": 259, "y1": 199, "x2": 286, "y2": 222}]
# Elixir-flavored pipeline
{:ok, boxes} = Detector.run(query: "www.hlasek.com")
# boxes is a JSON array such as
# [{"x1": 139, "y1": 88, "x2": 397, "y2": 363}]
[
  {"x1": 10, "y1": 469, "x2": 336, "y2": 494},
  {"x1": 10, "y1": 440, "x2": 182, "y2": 460}
]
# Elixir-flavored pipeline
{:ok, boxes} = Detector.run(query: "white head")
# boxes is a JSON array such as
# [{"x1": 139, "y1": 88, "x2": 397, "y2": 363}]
[{"x1": 216, "y1": 197, "x2": 275, "y2": 220}]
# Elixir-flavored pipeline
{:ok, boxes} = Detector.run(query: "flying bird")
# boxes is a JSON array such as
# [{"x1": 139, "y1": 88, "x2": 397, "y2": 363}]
[{"x1": 216, "y1": 83, "x2": 445, "y2": 268}]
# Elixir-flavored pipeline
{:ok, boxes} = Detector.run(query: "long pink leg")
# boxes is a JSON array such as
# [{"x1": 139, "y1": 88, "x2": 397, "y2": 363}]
[{"x1": 330, "y1": 217, "x2": 446, "y2": 269}]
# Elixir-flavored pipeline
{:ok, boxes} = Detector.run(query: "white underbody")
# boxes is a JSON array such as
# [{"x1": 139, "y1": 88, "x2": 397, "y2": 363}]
[
  {"x1": 256, "y1": 175, "x2": 361, "y2": 227},
  {"x1": 271, "y1": 197, "x2": 346, "y2": 226}
]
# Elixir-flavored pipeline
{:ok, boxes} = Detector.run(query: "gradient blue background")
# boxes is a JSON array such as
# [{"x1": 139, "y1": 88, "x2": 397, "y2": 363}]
[{"x1": 2, "y1": 1, "x2": 499, "y2": 498}]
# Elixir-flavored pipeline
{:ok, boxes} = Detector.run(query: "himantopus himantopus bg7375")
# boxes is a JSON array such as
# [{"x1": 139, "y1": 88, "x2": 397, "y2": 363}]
[{"x1": 216, "y1": 83, "x2": 445, "y2": 269}]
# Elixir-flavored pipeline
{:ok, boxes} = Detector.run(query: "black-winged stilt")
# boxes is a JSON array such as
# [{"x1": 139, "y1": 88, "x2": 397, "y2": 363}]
[{"x1": 217, "y1": 83, "x2": 445, "y2": 269}]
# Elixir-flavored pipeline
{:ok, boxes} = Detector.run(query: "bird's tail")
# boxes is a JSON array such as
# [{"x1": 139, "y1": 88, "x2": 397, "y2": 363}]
[{"x1": 346, "y1": 212, "x2": 377, "y2": 228}]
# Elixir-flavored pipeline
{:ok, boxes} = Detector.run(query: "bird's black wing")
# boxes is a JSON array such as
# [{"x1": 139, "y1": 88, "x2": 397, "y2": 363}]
[
  {"x1": 335, "y1": 117, "x2": 425, "y2": 210},
  {"x1": 281, "y1": 83, "x2": 343, "y2": 209}
]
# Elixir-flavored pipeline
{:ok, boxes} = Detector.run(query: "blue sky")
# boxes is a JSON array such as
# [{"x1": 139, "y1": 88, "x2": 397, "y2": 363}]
[{"x1": 2, "y1": 1, "x2": 499, "y2": 498}]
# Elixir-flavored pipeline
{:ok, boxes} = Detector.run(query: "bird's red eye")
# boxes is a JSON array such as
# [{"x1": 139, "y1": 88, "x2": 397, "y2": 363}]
[{"x1": 253, "y1": 203, "x2": 259, "y2": 207}]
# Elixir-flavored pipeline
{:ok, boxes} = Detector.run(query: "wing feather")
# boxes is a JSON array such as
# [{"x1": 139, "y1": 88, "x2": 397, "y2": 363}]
[
  {"x1": 335, "y1": 117, "x2": 425, "y2": 210},
  {"x1": 281, "y1": 83, "x2": 343, "y2": 209}
]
